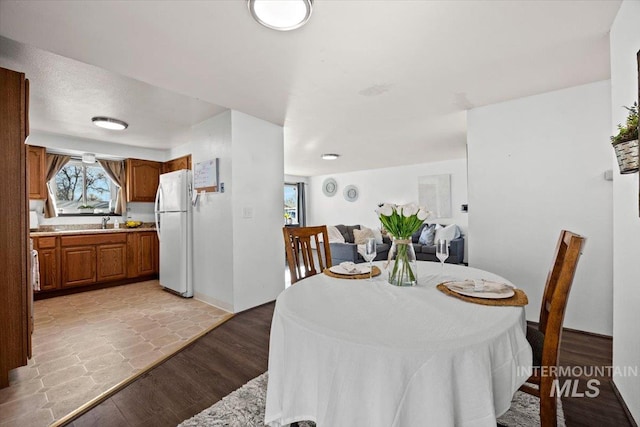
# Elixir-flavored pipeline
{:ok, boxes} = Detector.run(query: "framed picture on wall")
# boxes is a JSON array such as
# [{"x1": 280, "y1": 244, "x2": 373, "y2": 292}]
[{"x1": 418, "y1": 174, "x2": 452, "y2": 219}]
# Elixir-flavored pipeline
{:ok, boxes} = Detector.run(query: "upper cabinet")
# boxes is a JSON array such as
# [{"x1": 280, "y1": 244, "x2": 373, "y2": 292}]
[
  {"x1": 126, "y1": 159, "x2": 161, "y2": 202},
  {"x1": 27, "y1": 145, "x2": 47, "y2": 200},
  {"x1": 163, "y1": 154, "x2": 192, "y2": 174}
]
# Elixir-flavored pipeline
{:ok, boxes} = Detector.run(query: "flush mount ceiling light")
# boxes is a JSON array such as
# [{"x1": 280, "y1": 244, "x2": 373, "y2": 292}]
[
  {"x1": 82, "y1": 153, "x2": 96, "y2": 164},
  {"x1": 248, "y1": 0, "x2": 313, "y2": 31},
  {"x1": 91, "y1": 116, "x2": 128, "y2": 130},
  {"x1": 321, "y1": 153, "x2": 340, "y2": 160}
]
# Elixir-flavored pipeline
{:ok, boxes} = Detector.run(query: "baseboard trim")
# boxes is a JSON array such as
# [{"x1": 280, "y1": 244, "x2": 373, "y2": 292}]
[
  {"x1": 194, "y1": 292, "x2": 233, "y2": 312},
  {"x1": 526, "y1": 321, "x2": 612, "y2": 340},
  {"x1": 610, "y1": 379, "x2": 639, "y2": 427}
]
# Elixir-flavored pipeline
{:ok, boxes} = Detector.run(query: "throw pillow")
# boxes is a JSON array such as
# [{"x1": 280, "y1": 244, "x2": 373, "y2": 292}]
[
  {"x1": 353, "y1": 227, "x2": 375, "y2": 245},
  {"x1": 370, "y1": 227, "x2": 384, "y2": 245},
  {"x1": 434, "y1": 224, "x2": 460, "y2": 244},
  {"x1": 327, "y1": 225, "x2": 346, "y2": 243},
  {"x1": 418, "y1": 224, "x2": 436, "y2": 246}
]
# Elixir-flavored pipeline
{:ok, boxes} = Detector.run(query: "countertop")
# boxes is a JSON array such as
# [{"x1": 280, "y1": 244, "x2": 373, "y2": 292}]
[{"x1": 31, "y1": 226, "x2": 156, "y2": 237}]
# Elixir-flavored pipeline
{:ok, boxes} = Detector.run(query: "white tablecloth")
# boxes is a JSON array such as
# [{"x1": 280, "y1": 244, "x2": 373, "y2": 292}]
[{"x1": 265, "y1": 262, "x2": 532, "y2": 427}]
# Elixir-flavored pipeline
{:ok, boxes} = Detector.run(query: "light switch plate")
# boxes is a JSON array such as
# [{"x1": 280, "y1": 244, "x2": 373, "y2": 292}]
[{"x1": 242, "y1": 207, "x2": 253, "y2": 218}]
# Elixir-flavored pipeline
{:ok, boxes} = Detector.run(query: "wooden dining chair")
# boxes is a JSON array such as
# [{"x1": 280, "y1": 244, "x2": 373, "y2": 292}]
[
  {"x1": 519, "y1": 230, "x2": 585, "y2": 427},
  {"x1": 283, "y1": 226, "x2": 332, "y2": 284}
]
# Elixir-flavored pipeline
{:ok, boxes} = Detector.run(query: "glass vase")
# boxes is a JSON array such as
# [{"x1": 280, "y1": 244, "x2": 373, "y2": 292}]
[{"x1": 388, "y1": 238, "x2": 417, "y2": 286}]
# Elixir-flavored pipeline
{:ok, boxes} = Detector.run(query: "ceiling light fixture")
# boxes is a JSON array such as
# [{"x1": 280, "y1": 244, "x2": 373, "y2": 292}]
[
  {"x1": 91, "y1": 116, "x2": 128, "y2": 130},
  {"x1": 248, "y1": 0, "x2": 313, "y2": 31},
  {"x1": 321, "y1": 153, "x2": 340, "y2": 160},
  {"x1": 82, "y1": 153, "x2": 96, "y2": 164}
]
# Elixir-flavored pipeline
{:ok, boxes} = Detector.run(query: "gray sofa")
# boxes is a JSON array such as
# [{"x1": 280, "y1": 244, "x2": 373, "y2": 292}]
[
  {"x1": 329, "y1": 225, "x2": 391, "y2": 265},
  {"x1": 329, "y1": 223, "x2": 464, "y2": 265},
  {"x1": 410, "y1": 223, "x2": 465, "y2": 264}
]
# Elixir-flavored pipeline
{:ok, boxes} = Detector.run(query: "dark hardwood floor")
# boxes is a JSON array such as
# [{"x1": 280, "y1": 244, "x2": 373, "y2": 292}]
[{"x1": 69, "y1": 302, "x2": 633, "y2": 427}]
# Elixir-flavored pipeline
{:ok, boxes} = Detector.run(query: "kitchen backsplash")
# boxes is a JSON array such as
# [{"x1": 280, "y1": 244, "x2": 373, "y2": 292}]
[{"x1": 29, "y1": 200, "x2": 156, "y2": 227}]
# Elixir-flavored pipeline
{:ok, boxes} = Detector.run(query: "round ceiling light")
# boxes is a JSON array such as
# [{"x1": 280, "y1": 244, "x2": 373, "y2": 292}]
[
  {"x1": 321, "y1": 153, "x2": 340, "y2": 160},
  {"x1": 91, "y1": 116, "x2": 128, "y2": 130},
  {"x1": 248, "y1": 0, "x2": 313, "y2": 31}
]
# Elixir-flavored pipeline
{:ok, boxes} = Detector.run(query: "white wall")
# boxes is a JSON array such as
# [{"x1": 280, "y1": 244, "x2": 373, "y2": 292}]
[
  {"x1": 170, "y1": 110, "x2": 285, "y2": 313},
  {"x1": 610, "y1": 0, "x2": 640, "y2": 421},
  {"x1": 308, "y1": 159, "x2": 468, "y2": 259},
  {"x1": 231, "y1": 111, "x2": 285, "y2": 312},
  {"x1": 170, "y1": 111, "x2": 235, "y2": 311},
  {"x1": 467, "y1": 80, "x2": 613, "y2": 335}
]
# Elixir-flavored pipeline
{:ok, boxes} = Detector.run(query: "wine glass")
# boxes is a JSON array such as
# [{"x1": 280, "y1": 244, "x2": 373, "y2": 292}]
[
  {"x1": 363, "y1": 237, "x2": 377, "y2": 280},
  {"x1": 436, "y1": 239, "x2": 449, "y2": 277}
]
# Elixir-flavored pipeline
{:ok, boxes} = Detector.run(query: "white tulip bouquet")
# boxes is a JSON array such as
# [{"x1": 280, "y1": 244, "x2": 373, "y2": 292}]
[
  {"x1": 376, "y1": 203, "x2": 430, "y2": 286},
  {"x1": 376, "y1": 203, "x2": 430, "y2": 239}
]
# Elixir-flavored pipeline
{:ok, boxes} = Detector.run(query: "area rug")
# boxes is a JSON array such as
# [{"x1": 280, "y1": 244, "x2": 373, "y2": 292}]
[{"x1": 178, "y1": 373, "x2": 565, "y2": 427}]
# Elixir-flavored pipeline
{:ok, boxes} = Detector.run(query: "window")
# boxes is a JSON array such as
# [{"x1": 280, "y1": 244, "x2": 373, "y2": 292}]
[
  {"x1": 284, "y1": 184, "x2": 298, "y2": 224},
  {"x1": 50, "y1": 160, "x2": 117, "y2": 215}
]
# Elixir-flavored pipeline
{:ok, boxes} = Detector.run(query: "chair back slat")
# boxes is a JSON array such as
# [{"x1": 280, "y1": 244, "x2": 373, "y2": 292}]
[
  {"x1": 537, "y1": 230, "x2": 585, "y2": 368},
  {"x1": 283, "y1": 226, "x2": 333, "y2": 284}
]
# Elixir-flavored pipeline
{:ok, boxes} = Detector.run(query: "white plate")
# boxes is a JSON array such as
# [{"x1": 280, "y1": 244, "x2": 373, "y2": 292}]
[
  {"x1": 444, "y1": 280, "x2": 515, "y2": 299},
  {"x1": 343, "y1": 185, "x2": 359, "y2": 202},
  {"x1": 329, "y1": 265, "x2": 371, "y2": 275},
  {"x1": 322, "y1": 178, "x2": 338, "y2": 197}
]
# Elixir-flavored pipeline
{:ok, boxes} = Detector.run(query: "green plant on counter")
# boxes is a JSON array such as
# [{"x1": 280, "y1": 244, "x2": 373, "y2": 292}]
[
  {"x1": 611, "y1": 102, "x2": 639, "y2": 145},
  {"x1": 78, "y1": 205, "x2": 95, "y2": 209}
]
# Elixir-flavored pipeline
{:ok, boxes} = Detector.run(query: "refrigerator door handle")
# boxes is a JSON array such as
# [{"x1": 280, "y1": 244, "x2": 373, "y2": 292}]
[{"x1": 155, "y1": 183, "x2": 162, "y2": 241}]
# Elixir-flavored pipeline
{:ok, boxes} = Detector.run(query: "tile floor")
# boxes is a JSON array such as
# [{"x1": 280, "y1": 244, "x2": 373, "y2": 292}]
[{"x1": 0, "y1": 280, "x2": 232, "y2": 427}]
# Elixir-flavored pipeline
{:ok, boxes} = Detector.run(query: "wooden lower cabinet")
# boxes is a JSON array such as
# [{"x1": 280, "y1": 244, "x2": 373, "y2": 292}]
[
  {"x1": 33, "y1": 230, "x2": 158, "y2": 296},
  {"x1": 97, "y1": 243, "x2": 127, "y2": 282},
  {"x1": 62, "y1": 246, "x2": 96, "y2": 287},
  {"x1": 33, "y1": 236, "x2": 60, "y2": 291},
  {"x1": 138, "y1": 232, "x2": 158, "y2": 276},
  {"x1": 38, "y1": 248, "x2": 59, "y2": 291},
  {"x1": 127, "y1": 231, "x2": 159, "y2": 278}
]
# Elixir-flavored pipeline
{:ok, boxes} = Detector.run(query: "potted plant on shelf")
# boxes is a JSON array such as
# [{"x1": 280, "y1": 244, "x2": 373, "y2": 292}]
[{"x1": 611, "y1": 102, "x2": 639, "y2": 174}]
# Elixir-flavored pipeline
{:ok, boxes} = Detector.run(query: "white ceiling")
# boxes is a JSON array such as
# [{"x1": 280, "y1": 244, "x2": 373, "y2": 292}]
[
  {"x1": 0, "y1": 0, "x2": 621, "y2": 176},
  {"x1": 0, "y1": 36, "x2": 227, "y2": 150}
]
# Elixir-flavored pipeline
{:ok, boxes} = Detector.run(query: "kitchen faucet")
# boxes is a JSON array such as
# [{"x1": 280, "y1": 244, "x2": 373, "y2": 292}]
[{"x1": 102, "y1": 216, "x2": 111, "y2": 229}]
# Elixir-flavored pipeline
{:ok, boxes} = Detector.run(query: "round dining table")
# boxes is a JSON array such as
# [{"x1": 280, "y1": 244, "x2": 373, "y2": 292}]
[{"x1": 265, "y1": 261, "x2": 533, "y2": 427}]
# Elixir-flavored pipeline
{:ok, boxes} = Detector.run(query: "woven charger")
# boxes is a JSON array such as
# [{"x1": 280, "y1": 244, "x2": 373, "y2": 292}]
[
  {"x1": 436, "y1": 283, "x2": 528, "y2": 307},
  {"x1": 324, "y1": 266, "x2": 382, "y2": 280}
]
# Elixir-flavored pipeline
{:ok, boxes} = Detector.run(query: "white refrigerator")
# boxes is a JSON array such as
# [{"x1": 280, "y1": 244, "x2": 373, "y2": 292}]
[{"x1": 154, "y1": 169, "x2": 193, "y2": 298}]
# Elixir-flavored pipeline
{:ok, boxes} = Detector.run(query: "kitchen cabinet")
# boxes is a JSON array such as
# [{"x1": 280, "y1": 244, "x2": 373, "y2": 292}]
[
  {"x1": 27, "y1": 145, "x2": 47, "y2": 200},
  {"x1": 97, "y1": 243, "x2": 127, "y2": 282},
  {"x1": 33, "y1": 237, "x2": 59, "y2": 291},
  {"x1": 33, "y1": 230, "x2": 157, "y2": 297},
  {"x1": 60, "y1": 233, "x2": 127, "y2": 287},
  {"x1": 61, "y1": 246, "x2": 97, "y2": 287},
  {"x1": 127, "y1": 231, "x2": 159, "y2": 278},
  {"x1": 0, "y1": 67, "x2": 30, "y2": 388},
  {"x1": 126, "y1": 159, "x2": 161, "y2": 202},
  {"x1": 163, "y1": 154, "x2": 192, "y2": 174}
]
